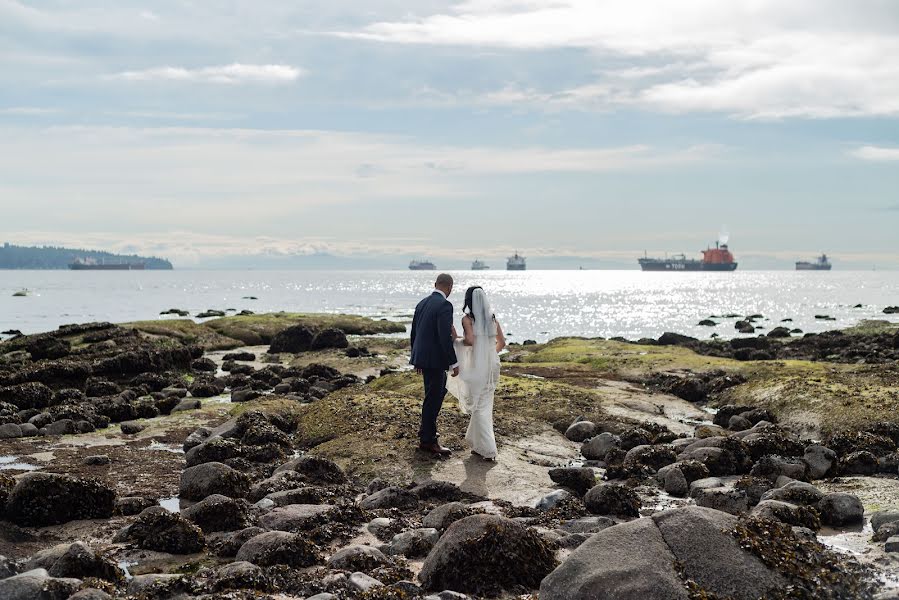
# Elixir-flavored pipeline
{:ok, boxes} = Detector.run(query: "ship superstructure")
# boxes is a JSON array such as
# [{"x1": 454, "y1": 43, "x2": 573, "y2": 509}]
[{"x1": 506, "y1": 252, "x2": 526, "y2": 271}]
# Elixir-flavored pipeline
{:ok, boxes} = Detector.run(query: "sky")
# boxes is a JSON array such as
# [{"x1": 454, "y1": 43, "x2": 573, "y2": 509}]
[{"x1": 1, "y1": 0, "x2": 898, "y2": 269}]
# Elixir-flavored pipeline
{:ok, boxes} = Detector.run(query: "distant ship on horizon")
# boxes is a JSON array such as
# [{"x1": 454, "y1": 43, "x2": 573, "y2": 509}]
[
  {"x1": 471, "y1": 259, "x2": 490, "y2": 270},
  {"x1": 639, "y1": 241, "x2": 738, "y2": 272},
  {"x1": 507, "y1": 252, "x2": 526, "y2": 271},
  {"x1": 69, "y1": 258, "x2": 146, "y2": 271},
  {"x1": 408, "y1": 259, "x2": 436, "y2": 271},
  {"x1": 796, "y1": 254, "x2": 832, "y2": 271}
]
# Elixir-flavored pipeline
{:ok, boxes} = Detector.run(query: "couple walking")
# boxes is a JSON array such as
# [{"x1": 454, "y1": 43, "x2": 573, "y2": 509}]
[{"x1": 410, "y1": 273, "x2": 506, "y2": 459}]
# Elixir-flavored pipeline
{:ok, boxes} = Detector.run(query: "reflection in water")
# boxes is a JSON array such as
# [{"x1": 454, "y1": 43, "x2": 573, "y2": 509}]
[
  {"x1": 0, "y1": 456, "x2": 40, "y2": 471},
  {"x1": 159, "y1": 496, "x2": 181, "y2": 512},
  {"x1": 461, "y1": 454, "x2": 498, "y2": 498}
]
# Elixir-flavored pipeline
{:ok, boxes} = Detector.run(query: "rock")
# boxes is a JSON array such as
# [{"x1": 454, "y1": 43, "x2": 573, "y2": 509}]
[
  {"x1": 751, "y1": 500, "x2": 820, "y2": 530},
  {"x1": 258, "y1": 504, "x2": 334, "y2": 531},
  {"x1": 412, "y1": 480, "x2": 462, "y2": 501},
  {"x1": 803, "y1": 444, "x2": 838, "y2": 479},
  {"x1": 191, "y1": 358, "x2": 217, "y2": 372},
  {"x1": 349, "y1": 572, "x2": 384, "y2": 591},
  {"x1": 269, "y1": 325, "x2": 315, "y2": 353},
  {"x1": 172, "y1": 397, "x2": 202, "y2": 412},
  {"x1": 584, "y1": 484, "x2": 641, "y2": 517},
  {"x1": 693, "y1": 487, "x2": 749, "y2": 515},
  {"x1": 423, "y1": 502, "x2": 474, "y2": 530},
  {"x1": 581, "y1": 432, "x2": 620, "y2": 460},
  {"x1": 180, "y1": 462, "x2": 251, "y2": 501},
  {"x1": 663, "y1": 467, "x2": 689, "y2": 497},
  {"x1": 236, "y1": 531, "x2": 320, "y2": 567},
  {"x1": 29, "y1": 541, "x2": 122, "y2": 582},
  {"x1": 231, "y1": 388, "x2": 261, "y2": 403},
  {"x1": 767, "y1": 327, "x2": 792, "y2": 338},
  {"x1": 362, "y1": 486, "x2": 418, "y2": 510},
  {"x1": 181, "y1": 494, "x2": 248, "y2": 532},
  {"x1": 695, "y1": 424, "x2": 728, "y2": 438},
  {"x1": 0, "y1": 569, "x2": 81, "y2": 600},
  {"x1": 274, "y1": 455, "x2": 347, "y2": 484},
  {"x1": 657, "y1": 332, "x2": 698, "y2": 346},
  {"x1": 120, "y1": 420, "x2": 145, "y2": 434},
  {"x1": 189, "y1": 378, "x2": 225, "y2": 398},
  {"x1": 871, "y1": 511, "x2": 899, "y2": 532},
  {"x1": 6, "y1": 472, "x2": 115, "y2": 526},
  {"x1": 750, "y1": 455, "x2": 807, "y2": 482},
  {"x1": 69, "y1": 590, "x2": 112, "y2": 600},
  {"x1": 817, "y1": 492, "x2": 864, "y2": 526},
  {"x1": 548, "y1": 467, "x2": 596, "y2": 495},
  {"x1": 760, "y1": 481, "x2": 824, "y2": 506},
  {"x1": 212, "y1": 561, "x2": 265, "y2": 591},
  {"x1": 386, "y1": 528, "x2": 441, "y2": 558},
  {"x1": 0, "y1": 423, "x2": 22, "y2": 438},
  {"x1": 197, "y1": 310, "x2": 226, "y2": 318},
  {"x1": 43, "y1": 419, "x2": 76, "y2": 435},
  {"x1": 116, "y1": 496, "x2": 156, "y2": 516},
  {"x1": 540, "y1": 516, "x2": 689, "y2": 600},
  {"x1": 536, "y1": 489, "x2": 573, "y2": 511},
  {"x1": 327, "y1": 545, "x2": 391, "y2": 571},
  {"x1": 123, "y1": 507, "x2": 205, "y2": 553},
  {"x1": 729, "y1": 415, "x2": 753, "y2": 431},
  {"x1": 623, "y1": 444, "x2": 677, "y2": 472},
  {"x1": 840, "y1": 450, "x2": 879, "y2": 475},
  {"x1": 311, "y1": 328, "x2": 349, "y2": 350},
  {"x1": 565, "y1": 421, "x2": 597, "y2": 442},
  {"x1": 419, "y1": 514, "x2": 557, "y2": 595},
  {"x1": 698, "y1": 319, "x2": 717, "y2": 327},
  {"x1": 126, "y1": 574, "x2": 185, "y2": 596},
  {"x1": 886, "y1": 537, "x2": 899, "y2": 552},
  {"x1": 209, "y1": 527, "x2": 265, "y2": 558},
  {"x1": 83, "y1": 454, "x2": 111, "y2": 466}
]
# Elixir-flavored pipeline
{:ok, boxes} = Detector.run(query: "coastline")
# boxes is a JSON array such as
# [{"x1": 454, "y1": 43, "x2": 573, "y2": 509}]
[{"x1": 0, "y1": 312, "x2": 898, "y2": 597}]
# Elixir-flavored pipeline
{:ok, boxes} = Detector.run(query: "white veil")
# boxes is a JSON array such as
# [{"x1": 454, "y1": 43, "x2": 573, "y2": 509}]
[{"x1": 446, "y1": 288, "x2": 499, "y2": 414}]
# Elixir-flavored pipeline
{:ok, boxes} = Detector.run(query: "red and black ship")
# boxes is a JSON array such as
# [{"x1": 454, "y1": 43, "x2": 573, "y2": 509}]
[{"x1": 639, "y1": 242, "x2": 738, "y2": 272}]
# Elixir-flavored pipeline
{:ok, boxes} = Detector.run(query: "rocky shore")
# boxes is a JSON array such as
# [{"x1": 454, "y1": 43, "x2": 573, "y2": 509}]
[{"x1": 0, "y1": 313, "x2": 898, "y2": 599}]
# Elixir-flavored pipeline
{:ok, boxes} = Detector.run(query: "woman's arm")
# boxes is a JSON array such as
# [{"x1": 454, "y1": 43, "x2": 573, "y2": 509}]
[
  {"x1": 495, "y1": 319, "x2": 506, "y2": 352},
  {"x1": 462, "y1": 315, "x2": 475, "y2": 346}
]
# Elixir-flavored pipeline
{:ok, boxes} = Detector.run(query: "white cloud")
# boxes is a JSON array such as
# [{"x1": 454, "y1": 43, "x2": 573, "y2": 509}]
[
  {"x1": 339, "y1": 0, "x2": 899, "y2": 119},
  {"x1": 110, "y1": 64, "x2": 305, "y2": 84},
  {"x1": 0, "y1": 107, "x2": 60, "y2": 115},
  {"x1": 850, "y1": 145, "x2": 899, "y2": 162}
]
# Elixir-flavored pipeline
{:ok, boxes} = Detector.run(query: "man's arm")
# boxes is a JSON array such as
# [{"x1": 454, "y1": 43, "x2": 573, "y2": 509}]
[
  {"x1": 410, "y1": 305, "x2": 419, "y2": 354},
  {"x1": 437, "y1": 302, "x2": 458, "y2": 371}
]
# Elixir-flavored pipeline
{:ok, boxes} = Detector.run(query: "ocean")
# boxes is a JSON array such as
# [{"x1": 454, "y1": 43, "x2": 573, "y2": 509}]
[{"x1": 1, "y1": 270, "x2": 897, "y2": 342}]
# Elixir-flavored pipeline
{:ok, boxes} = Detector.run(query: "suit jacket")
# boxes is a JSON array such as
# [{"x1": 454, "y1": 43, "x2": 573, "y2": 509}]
[{"x1": 410, "y1": 291, "x2": 458, "y2": 370}]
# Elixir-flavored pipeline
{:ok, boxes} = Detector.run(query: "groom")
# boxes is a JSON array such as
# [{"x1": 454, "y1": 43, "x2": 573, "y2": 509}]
[{"x1": 410, "y1": 273, "x2": 459, "y2": 456}]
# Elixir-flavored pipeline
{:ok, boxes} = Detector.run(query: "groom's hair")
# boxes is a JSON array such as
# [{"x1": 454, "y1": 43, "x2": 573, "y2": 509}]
[{"x1": 435, "y1": 273, "x2": 453, "y2": 288}]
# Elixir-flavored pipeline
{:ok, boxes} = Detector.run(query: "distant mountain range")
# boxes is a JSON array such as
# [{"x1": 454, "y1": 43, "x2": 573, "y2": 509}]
[{"x1": 0, "y1": 243, "x2": 173, "y2": 270}]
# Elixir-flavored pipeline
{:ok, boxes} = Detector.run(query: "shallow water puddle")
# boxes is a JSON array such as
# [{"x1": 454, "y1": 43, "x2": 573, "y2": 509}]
[
  {"x1": 147, "y1": 441, "x2": 184, "y2": 454},
  {"x1": 118, "y1": 560, "x2": 138, "y2": 580},
  {"x1": 0, "y1": 456, "x2": 40, "y2": 471},
  {"x1": 159, "y1": 496, "x2": 181, "y2": 512}
]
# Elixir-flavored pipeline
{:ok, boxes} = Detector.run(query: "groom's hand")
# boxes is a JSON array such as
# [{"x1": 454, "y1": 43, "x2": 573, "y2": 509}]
[{"x1": 451, "y1": 367, "x2": 460, "y2": 377}]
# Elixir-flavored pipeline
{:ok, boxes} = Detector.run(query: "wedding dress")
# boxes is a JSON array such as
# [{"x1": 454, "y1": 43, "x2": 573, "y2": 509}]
[{"x1": 445, "y1": 289, "x2": 500, "y2": 459}]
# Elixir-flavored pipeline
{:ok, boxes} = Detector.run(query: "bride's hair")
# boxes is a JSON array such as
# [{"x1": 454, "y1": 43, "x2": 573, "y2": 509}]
[{"x1": 463, "y1": 286, "x2": 494, "y2": 322}]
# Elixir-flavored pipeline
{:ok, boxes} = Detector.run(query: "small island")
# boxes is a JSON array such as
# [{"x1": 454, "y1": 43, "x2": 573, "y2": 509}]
[{"x1": 0, "y1": 242, "x2": 173, "y2": 270}]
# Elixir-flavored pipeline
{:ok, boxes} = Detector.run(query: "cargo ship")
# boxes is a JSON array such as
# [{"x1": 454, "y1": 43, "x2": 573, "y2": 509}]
[
  {"x1": 69, "y1": 258, "x2": 145, "y2": 270},
  {"x1": 796, "y1": 254, "x2": 831, "y2": 271},
  {"x1": 471, "y1": 259, "x2": 489, "y2": 270},
  {"x1": 408, "y1": 259, "x2": 436, "y2": 271},
  {"x1": 507, "y1": 252, "x2": 526, "y2": 271},
  {"x1": 638, "y1": 242, "x2": 738, "y2": 272}
]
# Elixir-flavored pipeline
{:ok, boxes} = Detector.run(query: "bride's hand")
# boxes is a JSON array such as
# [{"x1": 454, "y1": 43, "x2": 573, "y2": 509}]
[{"x1": 451, "y1": 325, "x2": 459, "y2": 340}]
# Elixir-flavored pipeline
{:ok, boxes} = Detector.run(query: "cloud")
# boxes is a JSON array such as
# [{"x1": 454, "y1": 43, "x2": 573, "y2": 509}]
[
  {"x1": 0, "y1": 106, "x2": 60, "y2": 116},
  {"x1": 850, "y1": 145, "x2": 899, "y2": 162},
  {"x1": 338, "y1": 0, "x2": 899, "y2": 119},
  {"x1": 110, "y1": 64, "x2": 305, "y2": 84}
]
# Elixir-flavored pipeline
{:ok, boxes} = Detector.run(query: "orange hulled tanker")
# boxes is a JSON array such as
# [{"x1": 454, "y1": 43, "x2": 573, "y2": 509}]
[{"x1": 639, "y1": 241, "x2": 738, "y2": 271}]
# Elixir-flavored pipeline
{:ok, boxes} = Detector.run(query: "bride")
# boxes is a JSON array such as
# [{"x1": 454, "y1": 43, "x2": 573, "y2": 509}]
[{"x1": 446, "y1": 286, "x2": 506, "y2": 460}]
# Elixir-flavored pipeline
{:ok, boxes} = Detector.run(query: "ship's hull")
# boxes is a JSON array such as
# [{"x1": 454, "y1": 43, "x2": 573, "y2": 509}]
[
  {"x1": 408, "y1": 265, "x2": 435, "y2": 271},
  {"x1": 796, "y1": 263, "x2": 831, "y2": 271},
  {"x1": 472, "y1": 266, "x2": 490, "y2": 270},
  {"x1": 639, "y1": 259, "x2": 737, "y2": 272},
  {"x1": 69, "y1": 263, "x2": 145, "y2": 270},
  {"x1": 507, "y1": 264, "x2": 526, "y2": 271}
]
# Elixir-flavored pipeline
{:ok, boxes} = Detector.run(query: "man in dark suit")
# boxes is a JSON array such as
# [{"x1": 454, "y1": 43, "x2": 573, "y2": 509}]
[{"x1": 410, "y1": 273, "x2": 459, "y2": 456}]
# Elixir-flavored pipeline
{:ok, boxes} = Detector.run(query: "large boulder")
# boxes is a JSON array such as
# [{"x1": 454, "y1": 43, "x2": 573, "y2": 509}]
[
  {"x1": 5, "y1": 473, "x2": 115, "y2": 526},
  {"x1": 581, "y1": 432, "x2": 620, "y2": 460},
  {"x1": 258, "y1": 504, "x2": 335, "y2": 532},
  {"x1": 584, "y1": 484, "x2": 641, "y2": 517},
  {"x1": 0, "y1": 569, "x2": 81, "y2": 600},
  {"x1": 235, "y1": 531, "x2": 320, "y2": 567},
  {"x1": 817, "y1": 492, "x2": 864, "y2": 526},
  {"x1": 26, "y1": 542, "x2": 122, "y2": 582},
  {"x1": 181, "y1": 494, "x2": 249, "y2": 532},
  {"x1": 122, "y1": 508, "x2": 205, "y2": 554},
  {"x1": 418, "y1": 514, "x2": 557, "y2": 595},
  {"x1": 548, "y1": 467, "x2": 596, "y2": 496},
  {"x1": 310, "y1": 328, "x2": 349, "y2": 350},
  {"x1": 180, "y1": 462, "x2": 251, "y2": 501},
  {"x1": 273, "y1": 455, "x2": 347, "y2": 484},
  {"x1": 361, "y1": 486, "x2": 418, "y2": 510},
  {"x1": 269, "y1": 325, "x2": 315, "y2": 353}
]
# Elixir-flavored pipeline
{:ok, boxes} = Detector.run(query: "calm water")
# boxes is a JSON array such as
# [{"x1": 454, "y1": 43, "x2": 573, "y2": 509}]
[{"x1": 1, "y1": 270, "x2": 897, "y2": 342}]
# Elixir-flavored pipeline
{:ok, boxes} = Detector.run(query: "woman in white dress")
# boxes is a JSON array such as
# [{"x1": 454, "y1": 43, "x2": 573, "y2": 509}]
[{"x1": 446, "y1": 286, "x2": 506, "y2": 461}]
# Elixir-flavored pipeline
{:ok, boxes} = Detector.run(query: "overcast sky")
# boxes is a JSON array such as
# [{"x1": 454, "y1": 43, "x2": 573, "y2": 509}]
[{"x1": 1, "y1": 0, "x2": 898, "y2": 269}]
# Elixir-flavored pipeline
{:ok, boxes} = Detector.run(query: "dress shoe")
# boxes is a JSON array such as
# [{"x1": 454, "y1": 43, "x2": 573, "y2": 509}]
[{"x1": 419, "y1": 442, "x2": 451, "y2": 456}]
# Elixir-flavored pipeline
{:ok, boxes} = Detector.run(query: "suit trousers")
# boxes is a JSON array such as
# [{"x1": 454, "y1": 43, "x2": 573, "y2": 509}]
[{"x1": 419, "y1": 368, "x2": 447, "y2": 444}]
